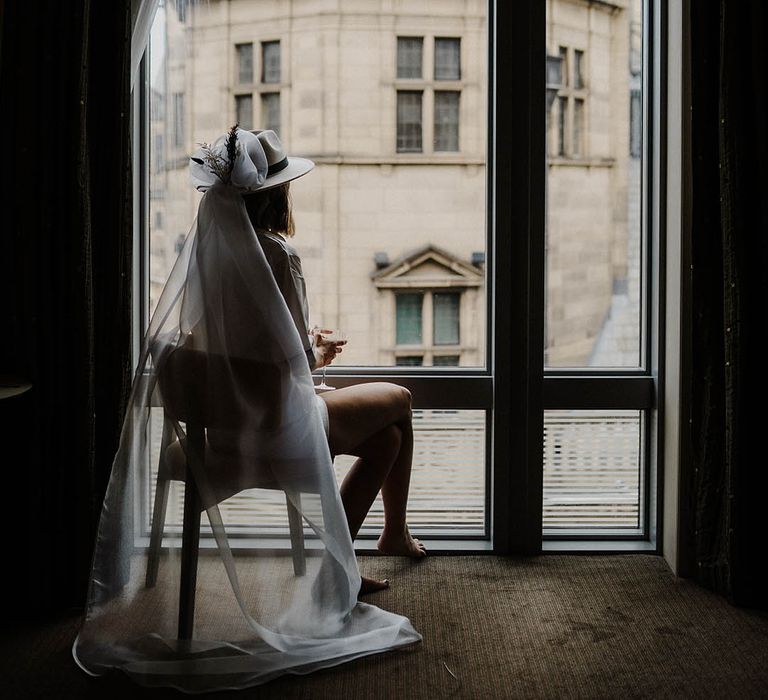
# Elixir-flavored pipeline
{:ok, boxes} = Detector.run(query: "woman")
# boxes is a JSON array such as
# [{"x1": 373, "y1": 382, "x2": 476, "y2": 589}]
[
  {"x1": 73, "y1": 127, "x2": 422, "y2": 691},
  {"x1": 243, "y1": 129, "x2": 427, "y2": 595}
]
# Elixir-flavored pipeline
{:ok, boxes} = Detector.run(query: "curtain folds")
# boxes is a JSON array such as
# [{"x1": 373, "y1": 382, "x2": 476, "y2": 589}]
[
  {"x1": 0, "y1": 0, "x2": 133, "y2": 616},
  {"x1": 689, "y1": 0, "x2": 768, "y2": 609}
]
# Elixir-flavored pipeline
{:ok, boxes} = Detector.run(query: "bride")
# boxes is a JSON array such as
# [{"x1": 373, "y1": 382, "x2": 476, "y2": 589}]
[
  {"x1": 73, "y1": 126, "x2": 424, "y2": 692},
  {"x1": 241, "y1": 129, "x2": 427, "y2": 594}
]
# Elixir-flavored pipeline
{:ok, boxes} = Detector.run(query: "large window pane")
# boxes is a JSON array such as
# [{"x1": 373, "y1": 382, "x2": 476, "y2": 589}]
[
  {"x1": 148, "y1": 409, "x2": 486, "y2": 535},
  {"x1": 545, "y1": 0, "x2": 643, "y2": 368},
  {"x1": 148, "y1": 3, "x2": 487, "y2": 368},
  {"x1": 543, "y1": 410, "x2": 643, "y2": 530}
]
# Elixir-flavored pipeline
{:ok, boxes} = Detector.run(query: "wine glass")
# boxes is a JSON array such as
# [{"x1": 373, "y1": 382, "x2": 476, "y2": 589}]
[{"x1": 314, "y1": 330, "x2": 347, "y2": 391}]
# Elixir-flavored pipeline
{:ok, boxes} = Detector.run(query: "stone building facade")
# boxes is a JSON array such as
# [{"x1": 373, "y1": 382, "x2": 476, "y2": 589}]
[{"x1": 149, "y1": 0, "x2": 638, "y2": 369}]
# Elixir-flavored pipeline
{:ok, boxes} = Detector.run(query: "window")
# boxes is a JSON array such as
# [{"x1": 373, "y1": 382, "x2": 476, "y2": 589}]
[
  {"x1": 141, "y1": 0, "x2": 658, "y2": 547},
  {"x1": 433, "y1": 292, "x2": 460, "y2": 345},
  {"x1": 172, "y1": 92, "x2": 185, "y2": 148},
  {"x1": 557, "y1": 95, "x2": 567, "y2": 156},
  {"x1": 261, "y1": 41, "x2": 280, "y2": 83},
  {"x1": 152, "y1": 134, "x2": 164, "y2": 173},
  {"x1": 630, "y1": 89, "x2": 642, "y2": 158},
  {"x1": 394, "y1": 290, "x2": 464, "y2": 364},
  {"x1": 397, "y1": 37, "x2": 423, "y2": 79},
  {"x1": 558, "y1": 46, "x2": 568, "y2": 86},
  {"x1": 434, "y1": 91, "x2": 460, "y2": 152},
  {"x1": 236, "y1": 43, "x2": 254, "y2": 84},
  {"x1": 573, "y1": 98, "x2": 584, "y2": 157},
  {"x1": 574, "y1": 49, "x2": 585, "y2": 89},
  {"x1": 395, "y1": 37, "x2": 463, "y2": 154},
  {"x1": 174, "y1": 0, "x2": 188, "y2": 23},
  {"x1": 434, "y1": 38, "x2": 461, "y2": 80},
  {"x1": 144, "y1": 0, "x2": 488, "y2": 543},
  {"x1": 261, "y1": 92, "x2": 280, "y2": 134},
  {"x1": 544, "y1": 0, "x2": 651, "y2": 539},
  {"x1": 396, "y1": 356, "x2": 424, "y2": 367},
  {"x1": 396, "y1": 91, "x2": 423, "y2": 153},
  {"x1": 235, "y1": 94, "x2": 253, "y2": 130},
  {"x1": 549, "y1": 47, "x2": 588, "y2": 160},
  {"x1": 396, "y1": 293, "x2": 423, "y2": 344}
]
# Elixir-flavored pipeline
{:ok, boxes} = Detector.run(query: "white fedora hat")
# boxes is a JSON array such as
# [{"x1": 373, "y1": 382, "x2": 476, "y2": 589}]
[{"x1": 248, "y1": 129, "x2": 314, "y2": 191}]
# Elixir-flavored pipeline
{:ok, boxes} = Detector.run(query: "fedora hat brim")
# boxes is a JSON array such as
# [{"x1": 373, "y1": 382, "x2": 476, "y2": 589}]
[{"x1": 255, "y1": 156, "x2": 314, "y2": 192}]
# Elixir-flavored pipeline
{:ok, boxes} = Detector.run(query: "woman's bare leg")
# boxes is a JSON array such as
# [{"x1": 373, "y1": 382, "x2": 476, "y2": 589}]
[
  {"x1": 320, "y1": 382, "x2": 426, "y2": 556},
  {"x1": 377, "y1": 416, "x2": 426, "y2": 556}
]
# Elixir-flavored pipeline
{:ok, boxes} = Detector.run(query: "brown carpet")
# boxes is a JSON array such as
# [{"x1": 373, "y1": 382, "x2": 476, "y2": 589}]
[{"x1": 3, "y1": 555, "x2": 768, "y2": 698}]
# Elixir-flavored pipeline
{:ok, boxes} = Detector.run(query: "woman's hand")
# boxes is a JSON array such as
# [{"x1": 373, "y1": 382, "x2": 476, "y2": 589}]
[{"x1": 311, "y1": 328, "x2": 347, "y2": 369}]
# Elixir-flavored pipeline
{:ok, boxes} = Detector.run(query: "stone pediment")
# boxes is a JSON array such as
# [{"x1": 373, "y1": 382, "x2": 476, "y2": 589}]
[{"x1": 372, "y1": 245, "x2": 483, "y2": 289}]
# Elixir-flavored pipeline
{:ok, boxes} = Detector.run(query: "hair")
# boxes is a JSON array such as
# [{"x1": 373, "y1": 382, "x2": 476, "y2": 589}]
[{"x1": 243, "y1": 183, "x2": 295, "y2": 237}]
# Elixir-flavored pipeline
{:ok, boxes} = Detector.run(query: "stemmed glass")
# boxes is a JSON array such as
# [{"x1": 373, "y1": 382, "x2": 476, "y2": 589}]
[{"x1": 314, "y1": 330, "x2": 346, "y2": 391}]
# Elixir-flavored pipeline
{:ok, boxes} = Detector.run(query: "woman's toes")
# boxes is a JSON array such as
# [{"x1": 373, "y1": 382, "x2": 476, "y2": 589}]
[{"x1": 359, "y1": 576, "x2": 390, "y2": 596}]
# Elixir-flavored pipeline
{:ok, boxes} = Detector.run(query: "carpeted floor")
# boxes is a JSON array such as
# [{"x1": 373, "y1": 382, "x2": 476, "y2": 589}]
[{"x1": 3, "y1": 555, "x2": 768, "y2": 699}]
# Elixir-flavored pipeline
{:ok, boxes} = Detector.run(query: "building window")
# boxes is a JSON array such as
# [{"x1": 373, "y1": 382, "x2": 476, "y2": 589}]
[
  {"x1": 433, "y1": 355, "x2": 460, "y2": 367},
  {"x1": 396, "y1": 293, "x2": 423, "y2": 344},
  {"x1": 395, "y1": 36, "x2": 464, "y2": 154},
  {"x1": 557, "y1": 95, "x2": 567, "y2": 156},
  {"x1": 152, "y1": 133, "x2": 164, "y2": 173},
  {"x1": 236, "y1": 43, "x2": 254, "y2": 84},
  {"x1": 549, "y1": 47, "x2": 588, "y2": 159},
  {"x1": 261, "y1": 92, "x2": 280, "y2": 134},
  {"x1": 434, "y1": 91, "x2": 460, "y2": 151},
  {"x1": 395, "y1": 355, "x2": 424, "y2": 367},
  {"x1": 630, "y1": 89, "x2": 642, "y2": 158},
  {"x1": 397, "y1": 37, "x2": 423, "y2": 79},
  {"x1": 172, "y1": 92, "x2": 185, "y2": 148},
  {"x1": 397, "y1": 91, "x2": 423, "y2": 153},
  {"x1": 235, "y1": 94, "x2": 253, "y2": 130},
  {"x1": 573, "y1": 98, "x2": 584, "y2": 157},
  {"x1": 433, "y1": 292, "x2": 460, "y2": 344},
  {"x1": 261, "y1": 41, "x2": 280, "y2": 84},
  {"x1": 174, "y1": 0, "x2": 188, "y2": 23},
  {"x1": 558, "y1": 46, "x2": 568, "y2": 86},
  {"x1": 574, "y1": 49, "x2": 585, "y2": 89},
  {"x1": 434, "y1": 38, "x2": 461, "y2": 80}
]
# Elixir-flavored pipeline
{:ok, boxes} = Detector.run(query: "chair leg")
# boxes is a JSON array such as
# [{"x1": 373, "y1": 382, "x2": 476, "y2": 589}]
[
  {"x1": 146, "y1": 415, "x2": 176, "y2": 588},
  {"x1": 285, "y1": 491, "x2": 306, "y2": 576},
  {"x1": 178, "y1": 475, "x2": 201, "y2": 640},
  {"x1": 145, "y1": 476, "x2": 171, "y2": 588},
  {"x1": 178, "y1": 424, "x2": 203, "y2": 641}
]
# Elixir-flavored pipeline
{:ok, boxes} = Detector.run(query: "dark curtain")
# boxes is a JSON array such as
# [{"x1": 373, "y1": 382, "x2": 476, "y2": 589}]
[
  {"x1": 0, "y1": 0, "x2": 133, "y2": 617},
  {"x1": 689, "y1": 0, "x2": 768, "y2": 608}
]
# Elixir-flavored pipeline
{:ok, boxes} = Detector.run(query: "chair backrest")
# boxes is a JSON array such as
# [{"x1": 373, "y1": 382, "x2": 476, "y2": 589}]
[{"x1": 158, "y1": 344, "x2": 283, "y2": 436}]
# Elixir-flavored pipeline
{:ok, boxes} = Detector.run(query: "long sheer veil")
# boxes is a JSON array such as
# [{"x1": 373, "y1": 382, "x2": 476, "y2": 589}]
[{"x1": 72, "y1": 129, "x2": 421, "y2": 692}]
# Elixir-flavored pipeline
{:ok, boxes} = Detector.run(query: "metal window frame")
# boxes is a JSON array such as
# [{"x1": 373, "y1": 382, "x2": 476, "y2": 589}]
[
  {"x1": 133, "y1": 0, "x2": 665, "y2": 555},
  {"x1": 540, "y1": 0, "x2": 665, "y2": 551}
]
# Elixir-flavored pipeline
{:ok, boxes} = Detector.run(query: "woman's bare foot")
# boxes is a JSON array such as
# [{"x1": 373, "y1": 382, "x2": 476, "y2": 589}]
[
  {"x1": 377, "y1": 526, "x2": 427, "y2": 558},
  {"x1": 359, "y1": 575, "x2": 389, "y2": 597}
]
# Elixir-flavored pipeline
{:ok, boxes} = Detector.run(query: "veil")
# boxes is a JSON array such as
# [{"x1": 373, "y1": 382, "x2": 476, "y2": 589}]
[{"x1": 72, "y1": 129, "x2": 421, "y2": 692}]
